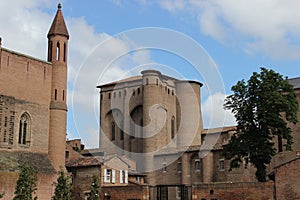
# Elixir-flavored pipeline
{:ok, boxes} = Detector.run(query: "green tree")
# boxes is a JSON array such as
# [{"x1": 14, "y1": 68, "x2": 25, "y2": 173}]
[
  {"x1": 0, "y1": 192, "x2": 4, "y2": 198},
  {"x1": 52, "y1": 170, "x2": 73, "y2": 200},
  {"x1": 13, "y1": 163, "x2": 38, "y2": 200},
  {"x1": 88, "y1": 175, "x2": 100, "y2": 200},
  {"x1": 223, "y1": 67, "x2": 298, "y2": 182}
]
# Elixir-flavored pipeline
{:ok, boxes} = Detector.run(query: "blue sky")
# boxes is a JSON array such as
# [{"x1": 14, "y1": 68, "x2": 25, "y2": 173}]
[{"x1": 1, "y1": 0, "x2": 300, "y2": 148}]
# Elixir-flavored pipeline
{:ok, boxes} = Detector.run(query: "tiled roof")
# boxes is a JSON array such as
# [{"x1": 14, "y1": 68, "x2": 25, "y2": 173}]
[
  {"x1": 202, "y1": 126, "x2": 236, "y2": 135},
  {"x1": 66, "y1": 156, "x2": 101, "y2": 168},
  {"x1": 0, "y1": 150, "x2": 56, "y2": 174},
  {"x1": 288, "y1": 77, "x2": 300, "y2": 89}
]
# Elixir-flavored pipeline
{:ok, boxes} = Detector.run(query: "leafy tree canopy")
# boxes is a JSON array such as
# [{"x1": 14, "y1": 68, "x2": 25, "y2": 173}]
[
  {"x1": 222, "y1": 67, "x2": 298, "y2": 182},
  {"x1": 13, "y1": 163, "x2": 38, "y2": 200}
]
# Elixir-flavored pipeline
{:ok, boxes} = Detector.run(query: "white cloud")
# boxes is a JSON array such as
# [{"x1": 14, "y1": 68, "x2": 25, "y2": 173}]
[
  {"x1": 0, "y1": 1, "x2": 153, "y2": 148},
  {"x1": 197, "y1": 4, "x2": 226, "y2": 42},
  {"x1": 65, "y1": 12, "x2": 154, "y2": 149},
  {"x1": 0, "y1": 0, "x2": 55, "y2": 59},
  {"x1": 157, "y1": 0, "x2": 300, "y2": 59},
  {"x1": 201, "y1": 92, "x2": 236, "y2": 128},
  {"x1": 159, "y1": 0, "x2": 186, "y2": 12}
]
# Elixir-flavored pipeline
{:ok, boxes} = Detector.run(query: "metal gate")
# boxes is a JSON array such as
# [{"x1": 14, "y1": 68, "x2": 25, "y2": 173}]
[{"x1": 149, "y1": 185, "x2": 192, "y2": 200}]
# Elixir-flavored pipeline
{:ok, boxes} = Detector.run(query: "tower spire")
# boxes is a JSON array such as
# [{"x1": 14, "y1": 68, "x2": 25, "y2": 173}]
[{"x1": 47, "y1": 3, "x2": 69, "y2": 39}]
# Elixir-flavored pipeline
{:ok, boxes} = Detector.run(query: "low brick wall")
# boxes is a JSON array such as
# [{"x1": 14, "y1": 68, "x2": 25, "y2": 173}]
[
  {"x1": 101, "y1": 185, "x2": 149, "y2": 200},
  {"x1": 275, "y1": 158, "x2": 300, "y2": 200},
  {"x1": 0, "y1": 172, "x2": 55, "y2": 200},
  {"x1": 193, "y1": 182, "x2": 274, "y2": 200}
]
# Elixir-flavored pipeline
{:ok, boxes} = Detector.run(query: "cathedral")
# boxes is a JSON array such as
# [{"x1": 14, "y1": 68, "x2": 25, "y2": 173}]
[
  {"x1": 97, "y1": 70, "x2": 300, "y2": 199},
  {"x1": 0, "y1": 4, "x2": 68, "y2": 199}
]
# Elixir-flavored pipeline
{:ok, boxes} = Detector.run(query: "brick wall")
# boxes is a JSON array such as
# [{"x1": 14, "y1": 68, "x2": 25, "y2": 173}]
[
  {"x1": 0, "y1": 49, "x2": 52, "y2": 106},
  {"x1": 275, "y1": 158, "x2": 300, "y2": 200},
  {"x1": 67, "y1": 165, "x2": 101, "y2": 200},
  {"x1": 0, "y1": 48, "x2": 52, "y2": 153},
  {"x1": 101, "y1": 185, "x2": 149, "y2": 200},
  {"x1": 193, "y1": 182, "x2": 274, "y2": 200},
  {"x1": 0, "y1": 95, "x2": 50, "y2": 152},
  {"x1": 0, "y1": 172, "x2": 55, "y2": 200}
]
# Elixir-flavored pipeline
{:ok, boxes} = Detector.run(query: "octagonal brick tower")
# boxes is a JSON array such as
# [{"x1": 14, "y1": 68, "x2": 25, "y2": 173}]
[{"x1": 47, "y1": 3, "x2": 69, "y2": 171}]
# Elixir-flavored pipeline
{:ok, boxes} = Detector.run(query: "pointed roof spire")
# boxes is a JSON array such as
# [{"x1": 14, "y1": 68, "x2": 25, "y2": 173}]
[{"x1": 47, "y1": 3, "x2": 69, "y2": 39}]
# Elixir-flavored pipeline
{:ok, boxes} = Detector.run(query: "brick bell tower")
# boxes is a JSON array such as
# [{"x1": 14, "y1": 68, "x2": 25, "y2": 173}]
[{"x1": 47, "y1": 3, "x2": 69, "y2": 171}]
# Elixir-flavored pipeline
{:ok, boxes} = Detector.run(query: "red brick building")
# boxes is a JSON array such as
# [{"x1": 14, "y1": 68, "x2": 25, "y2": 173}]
[
  {"x1": 0, "y1": 4, "x2": 68, "y2": 199},
  {"x1": 66, "y1": 143, "x2": 149, "y2": 200}
]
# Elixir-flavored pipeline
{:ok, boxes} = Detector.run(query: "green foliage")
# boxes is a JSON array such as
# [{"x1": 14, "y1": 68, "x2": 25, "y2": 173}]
[
  {"x1": 52, "y1": 170, "x2": 73, "y2": 200},
  {"x1": 13, "y1": 163, "x2": 38, "y2": 200},
  {"x1": 0, "y1": 192, "x2": 4, "y2": 198},
  {"x1": 88, "y1": 175, "x2": 100, "y2": 200},
  {"x1": 72, "y1": 146, "x2": 80, "y2": 152},
  {"x1": 223, "y1": 67, "x2": 298, "y2": 182}
]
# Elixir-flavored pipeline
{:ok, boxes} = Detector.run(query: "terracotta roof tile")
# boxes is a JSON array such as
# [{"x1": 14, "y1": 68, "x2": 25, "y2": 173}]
[{"x1": 66, "y1": 156, "x2": 101, "y2": 167}]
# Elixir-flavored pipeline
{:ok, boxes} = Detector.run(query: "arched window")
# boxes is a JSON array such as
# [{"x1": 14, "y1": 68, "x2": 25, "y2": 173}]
[
  {"x1": 219, "y1": 159, "x2": 225, "y2": 171},
  {"x1": 111, "y1": 122, "x2": 115, "y2": 141},
  {"x1": 54, "y1": 89, "x2": 57, "y2": 100},
  {"x1": 63, "y1": 42, "x2": 66, "y2": 62},
  {"x1": 195, "y1": 159, "x2": 200, "y2": 171},
  {"x1": 171, "y1": 116, "x2": 175, "y2": 139},
  {"x1": 18, "y1": 113, "x2": 31, "y2": 146},
  {"x1": 56, "y1": 42, "x2": 60, "y2": 61},
  {"x1": 48, "y1": 41, "x2": 53, "y2": 62}
]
